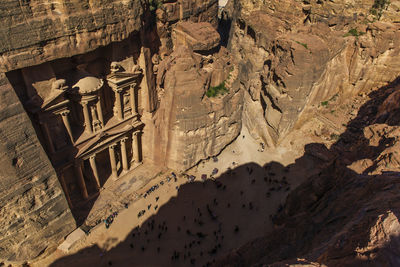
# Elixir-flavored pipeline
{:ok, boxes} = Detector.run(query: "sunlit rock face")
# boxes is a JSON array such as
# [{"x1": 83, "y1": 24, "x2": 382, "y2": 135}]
[
  {"x1": 152, "y1": 44, "x2": 242, "y2": 171},
  {"x1": 0, "y1": 79, "x2": 76, "y2": 261},
  {"x1": 225, "y1": 0, "x2": 400, "y2": 146}
]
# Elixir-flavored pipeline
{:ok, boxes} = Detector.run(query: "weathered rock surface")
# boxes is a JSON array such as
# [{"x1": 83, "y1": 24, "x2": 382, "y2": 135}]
[
  {"x1": 225, "y1": 0, "x2": 400, "y2": 145},
  {"x1": 0, "y1": 0, "x2": 144, "y2": 72},
  {"x1": 155, "y1": 0, "x2": 219, "y2": 56},
  {"x1": 172, "y1": 21, "x2": 221, "y2": 52},
  {"x1": 150, "y1": 45, "x2": 242, "y2": 170},
  {"x1": 0, "y1": 74, "x2": 76, "y2": 262},
  {"x1": 0, "y1": 0, "x2": 399, "y2": 264}
]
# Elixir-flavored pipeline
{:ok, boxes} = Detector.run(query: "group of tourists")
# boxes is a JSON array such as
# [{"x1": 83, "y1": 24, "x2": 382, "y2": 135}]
[
  {"x1": 102, "y1": 160, "x2": 293, "y2": 266},
  {"x1": 104, "y1": 211, "x2": 118, "y2": 229}
]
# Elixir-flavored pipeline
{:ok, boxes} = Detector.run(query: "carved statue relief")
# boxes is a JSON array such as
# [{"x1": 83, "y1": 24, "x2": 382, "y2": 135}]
[
  {"x1": 90, "y1": 105, "x2": 102, "y2": 132},
  {"x1": 51, "y1": 79, "x2": 67, "y2": 91},
  {"x1": 110, "y1": 62, "x2": 123, "y2": 73},
  {"x1": 51, "y1": 117, "x2": 69, "y2": 150},
  {"x1": 132, "y1": 61, "x2": 143, "y2": 74},
  {"x1": 123, "y1": 91, "x2": 131, "y2": 114}
]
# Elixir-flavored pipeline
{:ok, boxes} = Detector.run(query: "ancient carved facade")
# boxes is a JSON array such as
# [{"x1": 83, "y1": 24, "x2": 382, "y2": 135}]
[{"x1": 11, "y1": 57, "x2": 145, "y2": 209}]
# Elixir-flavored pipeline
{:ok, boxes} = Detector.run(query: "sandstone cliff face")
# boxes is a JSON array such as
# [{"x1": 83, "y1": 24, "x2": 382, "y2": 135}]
[
  {"x1": 225, "y1": 0, "x2": 400, "y2": 146},
  {"x1": 0, "y1": 0, "x2": 143, "y2": 72},
  {"x1": 0, "y1": 74, "x2": 76, "y2": 261},
  {"x1": 151, "y1": 45, "x2": 242, "y2": 170}
]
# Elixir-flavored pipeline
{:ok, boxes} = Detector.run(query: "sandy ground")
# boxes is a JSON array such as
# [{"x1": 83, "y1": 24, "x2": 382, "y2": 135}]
[{"x1": 31, "y1": 126, "x2": 321, "y2": 267}]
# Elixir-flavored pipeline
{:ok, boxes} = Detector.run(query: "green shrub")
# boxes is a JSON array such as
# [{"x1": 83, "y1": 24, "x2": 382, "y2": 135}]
[
  {"x1": 370, "y1": 0, "x2": 391, "y2": 19},
  {"x1": 343, "y1": 28, "x2": 366, "y2": 38},
  {"x1": 149, "y1": 0, "x2": 162, "y2": 11},
  {"x1": 321, "y1": 101, "x2": 328, "y2": 106},
  {"x1": 206, "y1": 81, "x2": 228, "y2": 98}
]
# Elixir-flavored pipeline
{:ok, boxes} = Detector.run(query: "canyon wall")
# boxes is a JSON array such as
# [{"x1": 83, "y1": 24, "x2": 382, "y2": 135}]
[
  {"x1": 225, "y1": 0, "x2": 400, "y2": 146},
  {"x1": 0, "y1": 74, "x2": 76, "y2": 261},
  {"x1": 0, "y1": 0, "x2": 143, "y2": 72},
  {"x1": 217, "y1": 78, "x2": 400, "y2": 267},
  {"x1": 144, "y1": 0, "x2": 244, "y2": 171},
  {"x1": 215, "y1": 0, "x2": 400, "y2": 266}
]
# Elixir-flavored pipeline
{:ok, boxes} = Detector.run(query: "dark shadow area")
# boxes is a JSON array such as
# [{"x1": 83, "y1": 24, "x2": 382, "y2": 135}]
[
  {"x1": 50, "y1": 156, "x2": 321, "y2": 267},
  {"x1": 50, "y1": 75, "x2": 400, "y2": 266},
  {"x1": 218, "y1": 10, "x2": 232, "y2": 48}
]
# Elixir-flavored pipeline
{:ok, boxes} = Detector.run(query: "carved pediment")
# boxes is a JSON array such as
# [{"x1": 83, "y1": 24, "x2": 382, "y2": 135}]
[
  {"x1": 26, "y1": 87, "x2": 69, "y2": 114},
  {"x1": 42, "y1": 92, "x2": 69, "y2": 113},
  {"x1": 76, "y1": 125, "x2": 133, "y2": 158}
]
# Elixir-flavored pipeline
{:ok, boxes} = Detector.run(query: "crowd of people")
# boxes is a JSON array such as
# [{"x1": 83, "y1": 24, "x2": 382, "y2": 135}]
[{"x1": 100, "y1": 163, "x2": 292, "y2": 266}]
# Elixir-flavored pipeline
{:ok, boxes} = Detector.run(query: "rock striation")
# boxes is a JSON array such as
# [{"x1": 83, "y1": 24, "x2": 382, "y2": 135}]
[
  {"x1": 0, "y1": 0, "x2": 143, "y2": 72},
  {"x1": 0, "y1": 75, "x2": 76, "y2": 261}
]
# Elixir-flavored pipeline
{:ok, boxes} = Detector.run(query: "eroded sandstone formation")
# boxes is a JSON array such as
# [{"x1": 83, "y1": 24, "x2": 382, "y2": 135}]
[
  {"x1": 152, "y1": 43, "x2": 241, "y2": 170},
  {"x1": 224, "y1": 0, "x2": 400, "y2": 146}
]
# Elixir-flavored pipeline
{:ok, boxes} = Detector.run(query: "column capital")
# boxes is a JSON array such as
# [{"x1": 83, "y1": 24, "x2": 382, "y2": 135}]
[
  {"x1": 89, "y1": 154, "x2": 97, "y2": 160},
  {"x1": 121, "y1": 137, "x2": 129, "y2": 143},
  {"x1": 109, "y1": 143, "x2": 118, "y2": 149},
  {"x1": 60, "y1": 110, "x2": 70, "y2": 116},
  {"x1": 133, "y1": 131, "x2": 141, "y2": 136},
  {"x1": 112, "y1": 86, "x2": 124, "y2": 93}
]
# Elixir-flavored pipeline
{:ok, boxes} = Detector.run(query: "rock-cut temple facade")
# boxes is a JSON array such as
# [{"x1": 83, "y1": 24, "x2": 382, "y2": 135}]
[{"x1": 13, "y1": 62, "x2": 145, "y2": 209}]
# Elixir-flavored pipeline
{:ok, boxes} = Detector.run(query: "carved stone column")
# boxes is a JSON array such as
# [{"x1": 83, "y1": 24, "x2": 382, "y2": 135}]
[
  {"x1": 82, "y1": 101, "x2": 92, "y2": 133},
  {"x1": 132, "y1": 131, "x2": 141, "y2": 163},
  {"x1": 113, "y1": 89, "x2": 123, "y2": 121},
  {"x1": 60, "y1": 110, "x2": 74, "y2": 143},
  {"x1": 130, "y1": 83, "x2": 137, "y2": 115},
  {"x1": 96, "y1": 96, "x2": 104, "y2": 127},
  {"x1": 74, "y1": 160, "x2": 88, "y2": 200},
  {"x1": 59, "y1": 172, "x2": 73, "y2": 208},
  {"x1": 89, "y1": 155, "x2": 101, "y2": 190},
  {"x1": 40, "y1": 121, "x2": 55, "y2": 154},
  {"x1": 108, "y1": 143, "x2": 118, "y2": 179},
  {"x1": 120, "y1": 137, "x2": 129, "y2": 171}
]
